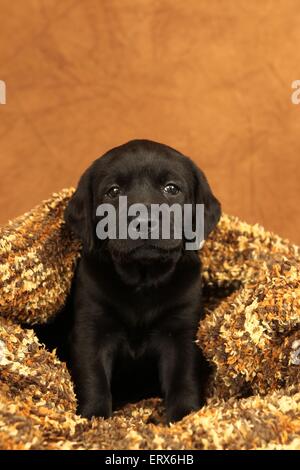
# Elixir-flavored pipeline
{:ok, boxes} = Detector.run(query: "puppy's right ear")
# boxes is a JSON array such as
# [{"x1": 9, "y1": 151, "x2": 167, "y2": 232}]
[
  {"x1": 191, "y1": 163, "x2": 221, "y2": 240},
  {"x1": 64, "y1": 168, "x2": 95, "y2": 251}
]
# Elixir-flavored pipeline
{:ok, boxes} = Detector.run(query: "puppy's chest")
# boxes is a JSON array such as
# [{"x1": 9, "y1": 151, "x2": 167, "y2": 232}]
[
  {"x1": 120, "y1": 325, "x2": 155, "y2": 359},
  {"x1": 113, "y1": 296, "x2": 183, "y2": 359},
  {"x1": 118, "y1": 306, "x2": 161, "y2": 359}
]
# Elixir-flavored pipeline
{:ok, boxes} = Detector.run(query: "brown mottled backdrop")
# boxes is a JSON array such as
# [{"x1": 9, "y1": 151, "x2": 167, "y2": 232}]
[{"x1": 0, "y1": 0, "x2": 299, "y2": 243}]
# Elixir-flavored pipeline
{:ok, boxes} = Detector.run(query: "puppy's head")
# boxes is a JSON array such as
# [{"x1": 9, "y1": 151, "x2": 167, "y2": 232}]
[{"x1": 65, "y1": 140, "x2": 221, "y2": 269}]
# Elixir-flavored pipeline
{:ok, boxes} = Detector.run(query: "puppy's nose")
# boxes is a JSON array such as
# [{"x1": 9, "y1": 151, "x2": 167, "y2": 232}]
[{"x1": 135, "y1": 216, "x2": 158, "y2": 235}]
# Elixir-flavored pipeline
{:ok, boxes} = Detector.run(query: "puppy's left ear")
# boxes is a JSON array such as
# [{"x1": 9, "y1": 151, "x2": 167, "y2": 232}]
[
  {"x1": 64, "y1": 167, "x2": 96, "y2": 251},
  {"x1": 192, "y1": 163, "x2": 221, "y2": 239}
]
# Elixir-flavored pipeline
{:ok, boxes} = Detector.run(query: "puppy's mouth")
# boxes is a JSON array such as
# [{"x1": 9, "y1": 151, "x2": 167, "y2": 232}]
[
  {"x1": 108, "y1": 239, "x2": 182, "y2": 263},
  {"x1": 129, "y1": 243, "x2": 180, "y2": 261}
]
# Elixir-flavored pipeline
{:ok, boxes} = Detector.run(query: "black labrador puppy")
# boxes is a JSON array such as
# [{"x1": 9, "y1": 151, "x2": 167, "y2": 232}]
[{"x1": 64, "y1": 139, "x2": 221, "y2": 423}]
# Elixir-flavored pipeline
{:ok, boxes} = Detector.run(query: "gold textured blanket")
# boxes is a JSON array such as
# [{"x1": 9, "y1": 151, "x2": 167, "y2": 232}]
[{"x1": 0, "y1": 189, "x2": 299, "y2": 450}]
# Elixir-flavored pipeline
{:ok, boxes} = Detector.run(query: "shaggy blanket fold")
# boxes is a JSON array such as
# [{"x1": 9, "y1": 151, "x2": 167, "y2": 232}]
[{"x1": 0, "y1": 189, "x2": 299, "y2": 450}]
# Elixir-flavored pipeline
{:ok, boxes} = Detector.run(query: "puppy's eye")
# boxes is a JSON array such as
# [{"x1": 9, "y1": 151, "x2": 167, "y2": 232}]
[
  {"x1": 106, "y1": 185, "x2": 120, "y2": 198},
  {"x1": 163, "y1": 183, "x2": 180, "y2": 196}
]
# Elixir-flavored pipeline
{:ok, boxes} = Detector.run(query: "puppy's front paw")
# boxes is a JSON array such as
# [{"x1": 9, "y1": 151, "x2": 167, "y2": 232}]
[
  {"x1": 166, "y1": 398, "x2": 201, "y2": 423},
  {"x1": 78, "y1": 398, "x2": 112, "y2": 420}
]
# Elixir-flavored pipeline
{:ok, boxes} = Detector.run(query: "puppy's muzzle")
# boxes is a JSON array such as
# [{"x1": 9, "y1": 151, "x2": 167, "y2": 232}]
[{"x1": 133, "y1": 215, "x2": 159, "y2": 237}]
